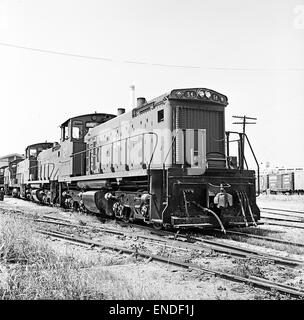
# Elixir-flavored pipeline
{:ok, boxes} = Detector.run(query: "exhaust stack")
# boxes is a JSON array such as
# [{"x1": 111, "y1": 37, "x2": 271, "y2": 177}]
[
  {"x1": 129, "y1": 84, "x2": 135, "y2": 109},
  {"x1": 117, "y1": 108, "x2": 126, "y2": 116}
]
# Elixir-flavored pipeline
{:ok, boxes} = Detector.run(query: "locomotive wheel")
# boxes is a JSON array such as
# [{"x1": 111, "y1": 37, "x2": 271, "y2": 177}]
[
  {"x1": 122, "y1": 207, "x2": 131, "y2": 223},
  {"x1": 153, "y1": 222, "x2": 163, "y2": 230}
]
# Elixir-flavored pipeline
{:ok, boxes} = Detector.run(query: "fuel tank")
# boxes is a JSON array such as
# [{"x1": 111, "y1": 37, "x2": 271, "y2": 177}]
[{"x1": 81, "y1": 190, "x2": 109, "y2": 214}]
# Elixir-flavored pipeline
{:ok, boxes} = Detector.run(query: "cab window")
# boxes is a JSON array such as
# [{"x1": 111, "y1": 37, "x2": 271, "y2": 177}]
[
  {"x1": 61, "y1": 124, "x2": 69, "y2": 141},
  {"x1": 29, "y1": 148, "x2": 37, "y2": 158},
  {"x1": 158, "y1": 109, "x2": 164, "y2": 122},
  {"x1": 72, "y1": 120, "x2": 84, "y2": 140}
]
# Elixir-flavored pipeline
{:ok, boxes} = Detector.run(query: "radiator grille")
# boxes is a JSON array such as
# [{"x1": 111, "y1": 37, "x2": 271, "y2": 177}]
[{"x1": 175, "y1": 105, "x2": 225, "y2": 168}]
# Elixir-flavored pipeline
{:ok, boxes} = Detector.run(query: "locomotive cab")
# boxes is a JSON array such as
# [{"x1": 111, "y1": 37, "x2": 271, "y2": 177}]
[
  {"x1": 59, "y1": 113, "x2": 116, "y2": 177},
  {"x1": 25, "y1": 143, "x2": 54, "y2": 181},
  {"x1": 0, "y1": 166, "x2": 7, "y2": 187}
]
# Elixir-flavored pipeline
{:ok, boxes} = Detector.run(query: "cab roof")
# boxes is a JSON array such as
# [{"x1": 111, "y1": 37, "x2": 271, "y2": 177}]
[{"x1": 60, "y1": 113, "x2": 116, "y2": 127}]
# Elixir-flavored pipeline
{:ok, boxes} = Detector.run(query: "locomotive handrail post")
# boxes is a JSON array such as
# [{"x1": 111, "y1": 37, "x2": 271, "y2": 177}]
[
  {"x1": 244, "y1": 133, "x2": 260, "y2": 196},
  {"x1": 226, "y1": 131, "x2": 230, "y2": 167},
  {"x1": 80, "y1": 152, "x2": 82, "y2": 175},
  {"x1": 225, "y1": 131, "x2": 260, "y2": 196},
  {"x1": 239, "y1": 133, "x2": 244, "y2": 171},
  {"x1": 146, "y1": 132, "x2": 159, "y2": 197},
  {"x1": 142, "y1": 133, "x2": 145, "y2": 167}
]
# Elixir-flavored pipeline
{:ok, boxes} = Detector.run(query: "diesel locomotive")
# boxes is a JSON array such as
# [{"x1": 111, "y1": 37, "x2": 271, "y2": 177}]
[{"x1": 3, "y1": 88, "x2": 260, "y2": 231}]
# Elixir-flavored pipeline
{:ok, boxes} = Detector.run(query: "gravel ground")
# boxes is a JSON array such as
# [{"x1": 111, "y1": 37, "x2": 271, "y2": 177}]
[
  {"x1": 1, "y1": 195, "x2": 304, "y2": 300},
  {"x1": 257, "y1": 194, "x2": 304, "y2": 245}
]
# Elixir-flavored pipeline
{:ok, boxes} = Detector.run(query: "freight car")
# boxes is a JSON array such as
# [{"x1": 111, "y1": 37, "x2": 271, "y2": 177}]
[
  {"x1": 294, "y1": 170, "x2": 304, "y2": 194},
  {"x1": 260, "y1": 170, "x2": 304, "y2": 194},
  {"x1": 4, "y1": 88, "x2": 260, "y2": 231},
  {"x1": 258, "y1": 174, "x2": 268, "y2": 194}
]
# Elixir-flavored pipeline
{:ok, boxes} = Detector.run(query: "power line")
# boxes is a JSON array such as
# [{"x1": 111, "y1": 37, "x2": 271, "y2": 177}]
[
  {"x1": 1, "y1": 41, "x2": 304, "y2": 71},
  {"x1": 0, "y1": 42, "x2": 199, "y2": 69}
]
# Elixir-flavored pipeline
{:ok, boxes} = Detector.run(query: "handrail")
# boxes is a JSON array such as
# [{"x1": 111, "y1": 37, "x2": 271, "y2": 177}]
[
  {"x1": 244, "y1": 133, "x2": 260, "y2": 196},
  {"x1": 225, "y1": 131, "x2": 260, "y2": 196},
  {"x1": 70, "y1": 132, "x2": 157, "y2": 157},
  {"x1": 163, "y1": 133, "x2": 177, "y2": 165},
  {"x1": 26, "y1": 162, "x2": 56, "y2": 180},
  {"x1": 70, "y1": 132, "x2": 159, "y2": 176}
]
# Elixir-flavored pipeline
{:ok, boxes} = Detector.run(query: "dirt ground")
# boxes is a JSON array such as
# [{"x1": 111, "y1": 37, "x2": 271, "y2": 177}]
[{"x1": 1, "y1": 195, "x2": 304, "y2": 300}]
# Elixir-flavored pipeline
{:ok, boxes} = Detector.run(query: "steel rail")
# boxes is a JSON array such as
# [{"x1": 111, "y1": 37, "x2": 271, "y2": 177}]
[
  {"x1": 35, "y1": 227, "x2": 304, "y2": 299},
  {"x1": 261, "y1": 220, "x2": 304, "y2": 230},
  {"x1": 32, "y1": 217, "x2": 304, "y2": 268},
  {"x1": 260, "y1": 207, "x2": 304, "y2": 215},
  {"x1": 3, "y1": 208, "x2": 303, "y2": 268},
  {"x1": 260, "y1": 214, "x2": 304, "y2": 223},
  {"x1": 146, "y1": 228, "x2": 304, "y2": 267},
  {"x1": 260, "y1": 210, "x2": 304, "y2": 220},
  {"x1": 4, "y1": 207, "x2": 303, "y2": 269},
  {"x1": 214, "y1": 229, "x2": 304, "y2": 248}
]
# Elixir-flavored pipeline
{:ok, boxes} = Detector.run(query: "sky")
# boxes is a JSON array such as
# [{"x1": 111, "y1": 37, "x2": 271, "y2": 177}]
[{"x1": 0, "y1": 0, "x2": 303, "y2": 168}]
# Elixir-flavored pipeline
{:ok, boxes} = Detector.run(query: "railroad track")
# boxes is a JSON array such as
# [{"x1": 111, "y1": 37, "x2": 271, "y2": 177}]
[
  {"x1": 261, "y1": 210, "x2": 304, "y2": 223},
  {"x1": 35, "y1": 225, "x2": 304, "y2": 299},
  {"x1": 32, "y1": 216, "x2": 304, "y2": 269},
  {"x1": 260, "y1": 207, "x2": 304, "y2": 215},
  {"x1": 2, "y1": 206, "x2": 304, "y2": 298},
  {"x1": 261, "y1": 210, "x2": 304, "y2": 220},
  {"x1": 261, "y1": 213, "x2": 304, "y2": 223},
  {"x1": 259, "y1": 207, "x2": 304, "y2": 229},
  {"x1": 2, "y1": 207, "x2": 303, "y2": 267},
  {"x1": 213, "y1": 228, "x2": 304, "y2": 248},
  {"x1": 261, "y1": 220, "x2": 304, "y2": 230}
]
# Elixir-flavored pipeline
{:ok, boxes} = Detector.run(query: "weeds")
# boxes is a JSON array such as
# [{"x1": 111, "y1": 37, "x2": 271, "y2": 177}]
[
  {"x1": 228, "y1": 259, "x2": 267, "y2": 279},
  {"x1": 0, "y1": 215, "x2": 162, "y2": 300}
]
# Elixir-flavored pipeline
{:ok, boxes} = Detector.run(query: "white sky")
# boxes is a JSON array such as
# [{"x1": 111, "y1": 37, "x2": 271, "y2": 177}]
[{"x1": 0, "y1": 0, "x2": 303, "y2": 168}]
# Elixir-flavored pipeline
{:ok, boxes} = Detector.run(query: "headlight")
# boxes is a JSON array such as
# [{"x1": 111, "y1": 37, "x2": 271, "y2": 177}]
[
  {"x1": 205, "y1": 91, "x2": 211, "y2": 98},
  {"x1": 175, "y1": 91, "x2": 183, "y2": 98},
  {"x1": 197, "y1": 89, "x2": 205, "y2": 98}
]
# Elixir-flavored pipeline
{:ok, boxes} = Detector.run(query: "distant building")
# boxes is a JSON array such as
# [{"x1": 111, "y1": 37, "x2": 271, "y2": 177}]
[{"x1": 0, "y1": 153, "x2": 24, "y2": 168}]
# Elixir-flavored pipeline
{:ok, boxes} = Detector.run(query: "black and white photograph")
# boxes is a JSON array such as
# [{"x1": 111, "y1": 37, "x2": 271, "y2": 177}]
[{"x1": 0, "y1": 0, "x2": 303, "y2": 310}]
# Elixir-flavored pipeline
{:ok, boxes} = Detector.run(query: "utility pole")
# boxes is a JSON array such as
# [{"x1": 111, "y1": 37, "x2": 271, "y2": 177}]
[{"x1": 232, "y1": 115, "x2": 257, "y2": 170}]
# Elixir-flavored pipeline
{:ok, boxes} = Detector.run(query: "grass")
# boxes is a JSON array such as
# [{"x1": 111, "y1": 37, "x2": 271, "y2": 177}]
[
  {"x1": 0, "y1": 215, "x2": 104, "y2": 299},
  {"x1": 229, "y1": 259, "x2": 267, "y2": 279},
  {"x1": 0, "y1": 214, "x2": 163, "y2": 300}
]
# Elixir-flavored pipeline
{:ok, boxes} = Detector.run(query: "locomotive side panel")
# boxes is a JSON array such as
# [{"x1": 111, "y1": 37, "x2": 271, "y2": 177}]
[
  {"x1": 38, "y1": 145, "x2": 61, "y2": 182},
  {"x1": 85, "y1": 102, "x2": 174, "y2": 175}
]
